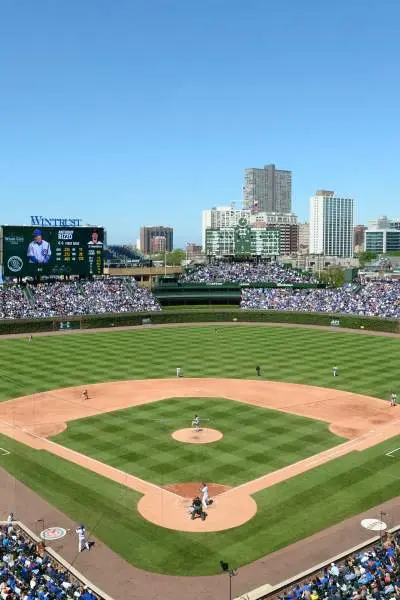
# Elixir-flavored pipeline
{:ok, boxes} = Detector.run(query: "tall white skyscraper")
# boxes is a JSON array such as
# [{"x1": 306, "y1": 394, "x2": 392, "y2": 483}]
[
  {"x1": 309, "y1": 191, "x2": 354, "y2": 258},
  {"x1": 243, "y1": 164, "x2": 292, "y2": 213}
]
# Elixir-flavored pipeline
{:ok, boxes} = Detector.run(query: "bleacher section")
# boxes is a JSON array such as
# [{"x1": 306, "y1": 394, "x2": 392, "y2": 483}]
[{"x1": 104, "y1": 245, "x2": 142, "y2": 266}]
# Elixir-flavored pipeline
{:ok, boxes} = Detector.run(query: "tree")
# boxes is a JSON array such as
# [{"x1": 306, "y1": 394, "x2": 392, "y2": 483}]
[
  {"x1": 356, "y1": 251, "x2": 377, "y2": 267},
  {"x1": 318, "y1": 267, "x2": 345, "y2": 287},
  {"x1": 151, "y1": 249, "x2": 185, "y2": 266}
]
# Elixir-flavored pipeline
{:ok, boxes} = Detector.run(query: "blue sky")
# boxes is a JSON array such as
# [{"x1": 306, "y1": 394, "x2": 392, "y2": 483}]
[{"x1": 1, "y1": 0, "x2": 399, "y2": 246}]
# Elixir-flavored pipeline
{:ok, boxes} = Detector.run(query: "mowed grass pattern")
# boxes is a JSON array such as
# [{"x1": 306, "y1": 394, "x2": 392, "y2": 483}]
[
  {"x1": 0, "y1": 325, "x2": 399, "y2": 575},
  {"x1": 52, "y1": 397, "x2": 343, "y2": 485},
  {"x1": 2, "y1": 431, "x2": 400, "y2": 575},
  {"x1": 0, "y1": 326, "x2": 399, "y2": 401}
]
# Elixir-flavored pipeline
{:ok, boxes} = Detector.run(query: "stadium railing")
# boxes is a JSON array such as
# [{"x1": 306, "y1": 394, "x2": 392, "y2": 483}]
[
  {"x1": 1, "y1": 521, "x2": 114, "y2": 600},
  {"x1": 235, "y1": 524, "x2": 400, "y2": 600}
]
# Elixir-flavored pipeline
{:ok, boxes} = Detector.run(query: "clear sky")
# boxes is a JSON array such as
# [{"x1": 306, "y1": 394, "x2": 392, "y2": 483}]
[{"x1": 1, "y1": 0, "x2": 399, "y2": 246}]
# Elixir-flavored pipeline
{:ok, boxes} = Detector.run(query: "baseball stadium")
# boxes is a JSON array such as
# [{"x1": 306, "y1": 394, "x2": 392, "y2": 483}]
[{"x1": 0, "y1": 226, "x2": 400, "y2": 600}]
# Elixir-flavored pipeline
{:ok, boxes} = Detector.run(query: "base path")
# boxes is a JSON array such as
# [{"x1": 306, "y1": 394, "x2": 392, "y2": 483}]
[{"x1": 1, "y1": 378, "x2": 400, "y2": 533}]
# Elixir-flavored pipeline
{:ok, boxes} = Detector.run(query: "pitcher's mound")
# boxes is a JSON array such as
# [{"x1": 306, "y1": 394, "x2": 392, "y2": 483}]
[
  {"x1": 172, "y1": 428, "x2": 223, "y2": 444},
  {"x1": 164, "y1": 482, "x2": 231, "y2": 497}
]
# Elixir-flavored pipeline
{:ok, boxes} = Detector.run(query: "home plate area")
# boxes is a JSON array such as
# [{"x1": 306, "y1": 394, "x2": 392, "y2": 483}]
[{"x1": 137, "y1": 482, "x2": 257, "y2": 533}]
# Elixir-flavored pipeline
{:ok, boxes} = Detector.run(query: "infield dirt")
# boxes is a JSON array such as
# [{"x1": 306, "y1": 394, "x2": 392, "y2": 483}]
[{"x1": 0, "y1": 378, "x2": 400, "y2": 532}]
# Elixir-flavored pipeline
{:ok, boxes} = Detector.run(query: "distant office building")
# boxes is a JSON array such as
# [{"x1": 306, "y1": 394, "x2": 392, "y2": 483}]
[
  {"x1": 250, "y1": 212, "x2": 298, "y2": 254},
  {"x1": 151, "y1": 236, "x2": 168, "y2": 253},
  {"x1": 140, "y1": 226, "x2": 173, "y2": 255},
  {"x1": 205, "y1": 216, "x2": 280, "y2": 258},
  {"x1": 202, "y1": 207, "x2": 251, "y2": 250},
  {"x1": 364, "y1": 216, "x2": 400, "y2": 253},
  {"x1": 186, "y1": 243, "x2": 203, "y2": 258},
  {"x1": 309, "y1": 190, "x2": 354, "y2": 258},
  {"x1": 298, "y1": 223, "x2": 310, "y2": 254},
  {"x1": 353, "y1": 225, "x2": 366, "y2": 253},
  {"x1": 243, "y1": 164, "x2": 292, "y2": 213}
]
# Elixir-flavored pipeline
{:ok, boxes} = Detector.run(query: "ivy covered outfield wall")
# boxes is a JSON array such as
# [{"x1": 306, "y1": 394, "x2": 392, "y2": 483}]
[{"x1": 0, "y1": 309, "x2": 398, "y2": 335}]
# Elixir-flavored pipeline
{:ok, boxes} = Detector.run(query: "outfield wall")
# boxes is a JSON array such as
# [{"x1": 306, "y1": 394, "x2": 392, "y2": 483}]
[{"x1": 0, "y1": 309, "x2": 398, "y2": 335}]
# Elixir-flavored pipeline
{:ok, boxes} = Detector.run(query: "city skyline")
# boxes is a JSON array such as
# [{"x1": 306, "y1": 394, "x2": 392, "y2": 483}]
[{"x1": 1, "y1": 0, "x2": 400, "y2": 246}]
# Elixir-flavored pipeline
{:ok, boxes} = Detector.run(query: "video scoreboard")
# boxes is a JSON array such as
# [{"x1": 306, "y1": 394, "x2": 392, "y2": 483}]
[{"x1": 1, "y1": 225, "x2": 104, "y2": 278}]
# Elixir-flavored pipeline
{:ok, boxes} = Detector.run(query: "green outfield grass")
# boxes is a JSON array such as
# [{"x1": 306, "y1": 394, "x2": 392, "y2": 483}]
[
  {"x1": 1, "y1": 430, "x2": 400, "y2": 575},
  {"x1": 0, "y1": 325, "x2": 399, "y2": 575},
  {"x1": 0, "y1": 325, "x2": 398, "y2": 401},
  {"x1": 52, "y1": 396, "x2": 343, "y2": 486}
]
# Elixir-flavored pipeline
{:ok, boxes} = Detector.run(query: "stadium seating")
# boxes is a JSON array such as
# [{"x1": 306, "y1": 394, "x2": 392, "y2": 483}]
[
  {"x1": 273, "y1": 530, "x2": 400, "y2": 600},
  {"x1": 180, "y1": 262, "x2": 317, "y2": 284},
  {"x1": 240, "y1": 281, "x2": 400, "y2": 319},
  {"x1": 0, "y1": 279, "x2": 161, "y2": 319},
  {"x1": 0, "y1": 521, "x2": 99, "y2": 599}
]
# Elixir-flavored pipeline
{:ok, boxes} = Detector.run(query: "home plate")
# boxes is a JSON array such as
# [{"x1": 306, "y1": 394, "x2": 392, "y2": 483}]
[{"x1": 361, "y1": 518, "x2": 387, "y2": 531}]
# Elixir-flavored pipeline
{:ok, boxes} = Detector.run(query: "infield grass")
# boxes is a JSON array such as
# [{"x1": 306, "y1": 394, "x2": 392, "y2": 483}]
[
  {"x1": 1, "y1": 430, "x2": 400, "y2": 575},
  {"x1": 0, "y1": 325, "x2": 399, "y2": 575},
  {"x1": 52, "y1": 396, "x2": 343, "y2": 486}
]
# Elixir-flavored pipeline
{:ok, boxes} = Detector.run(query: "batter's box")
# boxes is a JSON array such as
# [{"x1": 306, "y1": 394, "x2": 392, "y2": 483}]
[
  {"x1": 0, "y1": 448, "x2": 10, "y2": 456},
  {"x1": 385, "y1": 447, "x2": 400, "y2": 458}
]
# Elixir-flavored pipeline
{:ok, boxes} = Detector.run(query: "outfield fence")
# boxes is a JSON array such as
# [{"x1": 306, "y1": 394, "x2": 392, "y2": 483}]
[
  {"x1": 235, "y1": 524, "x2": 400, "y2": 600},
  {"x1": 0, "y1": 309, "x2": 398, "y2": 335}
]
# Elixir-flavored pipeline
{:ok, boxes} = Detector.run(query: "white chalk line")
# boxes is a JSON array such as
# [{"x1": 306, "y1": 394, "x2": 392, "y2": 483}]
[
  {"x1": 385, "y1": 447, "x2": 400, "y2": 458},
  {"x1": 0, "y1": 417, "x2": 181, "y2": 500}
]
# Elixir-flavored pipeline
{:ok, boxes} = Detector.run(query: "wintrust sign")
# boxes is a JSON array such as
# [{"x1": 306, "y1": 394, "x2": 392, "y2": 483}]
[{"x1": 30, "y1": 216, "x2": 82, "y2": 227}]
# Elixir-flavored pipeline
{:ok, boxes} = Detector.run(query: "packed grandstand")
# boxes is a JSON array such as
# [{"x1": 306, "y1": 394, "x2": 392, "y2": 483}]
[
  {"x1": 274, "y1": 529, "x2": 400, "y2": 600},
  {"x1": 0, "y1": 521, "x2": 99, "y2": 599},
  {"x1": 180, "y1": 262, "x2": 319, "y2": 284},
  {"x1": 240, "y1": 282, "x2": 400, "y2": 319},
  {"x1": 0, "y1": 279, "x2": 161, "y2": 319},
  {"x1": 0, "y1": 264, "x2": 399, "y2": 319}
]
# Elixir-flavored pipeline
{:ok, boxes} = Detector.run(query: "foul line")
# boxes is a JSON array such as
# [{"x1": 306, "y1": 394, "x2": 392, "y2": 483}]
[
  {"x1": 385, "y1": 447, "x2": 400, "y2": 458},
  {"x1": 0, "y1": 417, "x2": 180, "y2": 500}
]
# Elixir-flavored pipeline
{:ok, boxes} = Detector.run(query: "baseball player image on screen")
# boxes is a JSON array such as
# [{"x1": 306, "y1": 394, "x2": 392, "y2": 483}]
[
  {"x1": 88, "y1": 228, "x2": 103, "y2": 246},
  {"x1": 27, "y1": 229, "x2": 52, "y2": 264}
]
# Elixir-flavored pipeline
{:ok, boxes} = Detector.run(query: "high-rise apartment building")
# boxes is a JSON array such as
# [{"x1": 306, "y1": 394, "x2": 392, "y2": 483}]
[
  {"x1": 243, "y1": 164, "x2": 292, "y2": 213},
  {"x1": 250, "y1": 212, "x2": 298, "y2": 254},
  {"x1": 309, "y1": 190, "x2": 354, "y2": 258},
  {"x1": 364, "y1": 216, "x2": 400, "y2": 253},
  {"x1": 140, "y1": 226, "x2": 173, "y2": 255}
]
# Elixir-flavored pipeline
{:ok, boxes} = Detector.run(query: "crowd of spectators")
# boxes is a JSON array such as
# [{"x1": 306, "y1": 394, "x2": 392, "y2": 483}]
[
  {"x1": 241, "y1": 281, "x2": 400, "y2": 319},
  {"x1": 180, "y1": 262, "x2": 318, "y2": 284},
  {"x1": 275, "y1": 531, "x2": 400, "y2": 600},
  {"x1": 0, "y1": 521, "x2": 98, "y2": 599},
  {"x1": 0, "y1": 279, "x2": 161, "y2": 319}
]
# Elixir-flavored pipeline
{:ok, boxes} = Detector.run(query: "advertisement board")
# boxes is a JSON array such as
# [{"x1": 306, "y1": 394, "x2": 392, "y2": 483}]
[{"x1": 2, "y1": 225, "x2": 104, "y2": 277}]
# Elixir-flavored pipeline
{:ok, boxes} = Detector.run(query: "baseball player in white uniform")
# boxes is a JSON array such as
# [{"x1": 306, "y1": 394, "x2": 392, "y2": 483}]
[
  {"x1": 192, "y1": 415, "x2": 200, "y2": 432},
  {"x1": 75, "y1": 524, "x2": 90, "y2": 552},
  {"x1": 332, "y1": 366, "x2": 338, "y2": 377},
  {"x1": 200, "y1": 482, "x2": 209, "y2": 510},
  {"x1": 27, "y1": 229, "x2": 51, "y2": 264},
  {"x1": 391, "y1": 392, "x2": 397, "y2": 407}
]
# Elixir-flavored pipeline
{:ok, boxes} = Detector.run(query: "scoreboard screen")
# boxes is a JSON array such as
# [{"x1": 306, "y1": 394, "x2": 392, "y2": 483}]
[{"x1": 2, "y1": 226, "x2": 104, "y2": 277}]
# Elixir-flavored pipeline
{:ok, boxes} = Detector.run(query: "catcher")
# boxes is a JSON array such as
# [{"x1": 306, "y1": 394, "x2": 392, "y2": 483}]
[{"x1": 189, "y1": 496, "x2": 207, "y2": 521}]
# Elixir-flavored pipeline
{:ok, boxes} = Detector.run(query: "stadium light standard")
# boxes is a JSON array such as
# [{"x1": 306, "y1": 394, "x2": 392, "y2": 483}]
[
  {"x1": 220, "y1": 561, "x2": 238, "y2": 600},
  {"x1": 162, "y1": 236, "x2": 167, "y2": 276}
]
